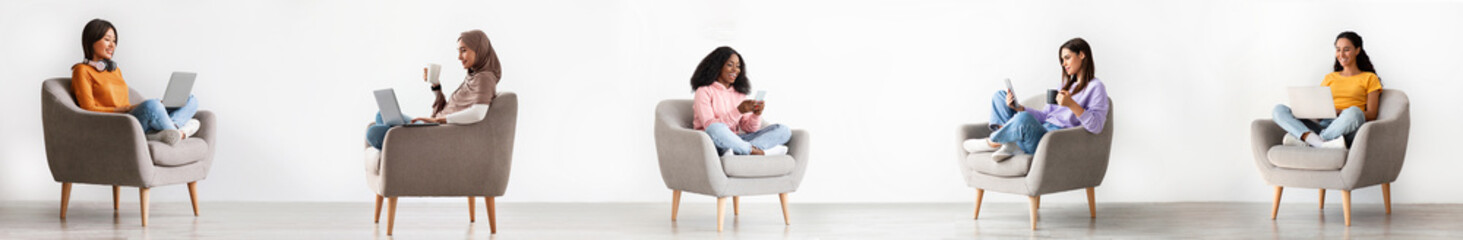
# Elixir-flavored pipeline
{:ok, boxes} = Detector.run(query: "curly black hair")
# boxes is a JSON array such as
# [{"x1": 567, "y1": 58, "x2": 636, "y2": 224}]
[
  {"x1": 1333, "y1": 31, "x2": 1376, "y2": 74},
  {"x1": 690, "y1": 46, "x2": 750, "y2": 94}
]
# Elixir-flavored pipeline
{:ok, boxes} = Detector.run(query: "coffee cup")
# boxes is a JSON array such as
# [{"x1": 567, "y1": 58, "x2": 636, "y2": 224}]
[
  {"x1": 426, "y1": 64, "x2": 442, "y2": 85},
  {"x1": 1046, "y1": 89, "x2": 1059, "y2": 104}
]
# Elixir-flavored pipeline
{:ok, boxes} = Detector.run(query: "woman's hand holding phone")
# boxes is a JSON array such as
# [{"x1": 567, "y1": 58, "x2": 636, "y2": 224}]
[
  {"x1": 739, "y1": 100, "x2": 756, "y2": 113},
  {"x1": 1005, "y1": 89, "x2": 1025, "y2": 112}
]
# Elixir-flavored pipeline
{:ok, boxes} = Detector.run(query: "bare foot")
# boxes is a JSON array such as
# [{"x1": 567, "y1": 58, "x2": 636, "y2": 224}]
[
  {"x1": 987, "y1": 140, "x2": 1000, "y2": 148},
  {"x1": 750, "y1": 147, "x2": 766, "y2": 156}
]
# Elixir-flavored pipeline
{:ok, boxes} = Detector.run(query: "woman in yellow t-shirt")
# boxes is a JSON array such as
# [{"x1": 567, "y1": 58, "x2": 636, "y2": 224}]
[{"x1": 1273, "y1": 31, "x2": 1381, "y2": 148}]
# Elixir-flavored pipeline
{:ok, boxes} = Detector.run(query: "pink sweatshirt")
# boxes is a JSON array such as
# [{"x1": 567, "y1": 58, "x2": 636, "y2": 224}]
[{"x1": 692, "y1": 82, "x2": 761, "y2": 133}]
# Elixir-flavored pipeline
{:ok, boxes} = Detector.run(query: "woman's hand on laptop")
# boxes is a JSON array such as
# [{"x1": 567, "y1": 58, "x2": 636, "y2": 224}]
[{"x1": 410, "y1": 117, "x2": 445, "y2": 124}]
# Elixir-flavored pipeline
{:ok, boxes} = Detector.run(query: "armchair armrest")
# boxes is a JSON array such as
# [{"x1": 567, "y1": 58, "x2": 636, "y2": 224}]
[
  {"x1": 784, "y1": 129, "x2": 812, "y2": 187},
  {"x1": 1027, "y1": 126, "x2": 1110, "y2": 194},
  {"x1": 654, "y1": 117, "x2": 727, "y2": 195},
  {"x1": 1250, "y1": 119, "x2": 1285, "y2": 169},
  {"x1": 1341, "y1": 112, "x2": 1410, "y2": 187},
  {"x1": 192, "y1": 110, "x2": 218, "y2": 149},
  {"x1": 41, "y1": 100, "x2": 152, "y2": 186},
  {"x1": 957, "y1": 123, "x2": 993, "y2": 154},
  {"x1": 378, "y1": 123, "x2": 510, "y2": 196}
]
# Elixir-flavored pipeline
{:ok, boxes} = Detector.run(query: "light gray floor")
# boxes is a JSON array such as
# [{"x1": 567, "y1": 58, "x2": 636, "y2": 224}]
[{"x1": 1, "y1": 201, "x2": 1460, "y2": 239}]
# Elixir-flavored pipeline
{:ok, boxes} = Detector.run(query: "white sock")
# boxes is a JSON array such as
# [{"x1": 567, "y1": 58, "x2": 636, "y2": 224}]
[
  {"x1": 991, "y1": 144, "x2": 1018, "y2": 162},
  {"x1": 1320, "y1": 137, "x2": 1347, "y2": 149},
  {"x1": 1281, "y1": 134, "x2": 1306, "y2": 147},
  {"x1": 763, "y1": 145, "x2": 789, "y2": 156},
  {"x1": 1303, "y1": 133, "x2": 1325, "y2": 147},
  {"x1": 179, "y1": 119, "x2": 201, "y2": 137}
]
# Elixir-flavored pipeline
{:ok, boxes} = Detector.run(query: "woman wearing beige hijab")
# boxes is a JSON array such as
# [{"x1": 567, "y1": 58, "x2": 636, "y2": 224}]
[{"x1": 366, "y1": 29, "x2": 502, "y2": 149}]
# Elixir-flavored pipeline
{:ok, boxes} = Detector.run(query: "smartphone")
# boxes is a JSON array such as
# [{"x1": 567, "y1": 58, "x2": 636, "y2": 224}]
[
  {"x1": 754, "y1": 90, "x2": 766, "y2": 102},
  {"x1": 1003, "y1": 78, "x2": 1016, "y2": 100}
]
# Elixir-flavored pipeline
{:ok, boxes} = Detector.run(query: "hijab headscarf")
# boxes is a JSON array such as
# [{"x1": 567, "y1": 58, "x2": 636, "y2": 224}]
[
  {"x1": 433, "y1": 30, "x2": 503, "y2": 118},
  {"x1": 459, "y1": 30, "x2": 501, "y2": 81}
]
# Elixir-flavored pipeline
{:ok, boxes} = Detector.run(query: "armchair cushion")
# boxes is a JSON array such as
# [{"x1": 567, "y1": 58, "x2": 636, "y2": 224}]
[
  {"x1": 1267, "y1": 146, "x2": 1347, "y2": 170},
  {"x1": 964, "y1": 152, "x2": 1031, "y2": 177},
  {"x1": 721, "y1": 155, "x2": 796, "y2": 178},
  {"x1": 147, "y1": 137, "x2": 210, "y2": 166}
]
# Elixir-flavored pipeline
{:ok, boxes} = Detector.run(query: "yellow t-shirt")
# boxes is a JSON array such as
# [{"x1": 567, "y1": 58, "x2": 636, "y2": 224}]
[{"x1": 1321, "y1": 72, "x2": 1381, "y2": 112}]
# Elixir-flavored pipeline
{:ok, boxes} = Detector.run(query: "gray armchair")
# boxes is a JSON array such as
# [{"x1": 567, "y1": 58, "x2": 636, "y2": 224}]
[
  {"x1": 653, "y1": 99, "x2": 811, "y2": 232},
  {"x1": 956, "y1": 96, "x2": 1114, "y2": 230},
  {"x1": 1251, "y1": 89, "x2": 1408, "y2": 226},
  {"x1": 365, "y1": 92, "x2": 517, "y2": 235},
  {"x1": 41, "y1": 78, "x2": 218, "y2": 226}
]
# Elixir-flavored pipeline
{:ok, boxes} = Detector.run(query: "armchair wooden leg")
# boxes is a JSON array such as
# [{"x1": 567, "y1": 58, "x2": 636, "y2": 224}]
[
  {"x1": 1270, "y1": 186, "x2": 1283, "y2": 220},
  {"x1": 1318, "y1": 188, "x2": 1325, "y2": 209},
  {"x1": 1342, "y1": 190, "x2": 1352, "y2": 226},
  {"x1": 1086, "y1": 187, "x2": 1096, "y2": 218},
  {"x1": 1034, "y1": 195, "x2": 1041, "y2": 210},
  {"x1": 188, "y1": 182, "x2": 200, "y2": 216},
  {"x1": 1382, "y1": 183, "x2": 1392, "y2": 214},
  {"x1": 112, "y1": 185, "x2": 120, "y2": 212},
  {"x1": 487, "y1": 196, "x2": 497, "y2": 234},
  {"x1": 60, "y1": 182, "x2": 72, "y2": 219},
  {"x1": 733, "y1": 196, "x2": 740, "y2": 216},
  {"x1": 469, "y1": 197, "x2": 476, "y2": 223},
  {"x1": 387, "y1": 197, "x2": 398, "y2": 235},
  {"x1": 671, "y1": 190, "x2": 681, "y2": 221},
  {"x1": 140, "y1": 187, "x2": 150, "y2": 227},
  {"x1": 374, "y1": 195, "x2": 383, "y2": 223},
  {"x1": 1028, "y1": 196, "x2": 1039, "y2": 230},
  {"x1": 974, "y1": 189, "x2": 985, "y2": 219},
  {"x1": 716, "y1": 197, "x2": 727, "y2": 232},
  {"x1": 779, "y1": 193, "x2": 790, "y2": 225}
]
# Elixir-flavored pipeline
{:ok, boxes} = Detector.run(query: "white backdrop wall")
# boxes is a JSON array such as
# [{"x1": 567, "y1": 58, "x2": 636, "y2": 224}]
[{"x1": 1, "y1": 0, "x2": 1459, "y2": 204}]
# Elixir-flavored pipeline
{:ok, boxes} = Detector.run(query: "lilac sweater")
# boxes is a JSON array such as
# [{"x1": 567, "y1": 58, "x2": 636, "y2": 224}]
[{"x1": 1026, "y1": 78, "x2": 1110, "y2": 134}]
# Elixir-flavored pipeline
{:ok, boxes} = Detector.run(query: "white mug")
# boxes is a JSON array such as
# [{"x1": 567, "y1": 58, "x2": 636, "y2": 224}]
[{"x1": 426, "y1": 63, "x2": 442, "y2": 85}]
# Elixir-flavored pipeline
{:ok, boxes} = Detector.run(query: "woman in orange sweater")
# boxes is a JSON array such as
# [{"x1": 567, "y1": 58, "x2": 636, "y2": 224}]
[{"x1": 70, "y1": 19, "x2": 199, "y2": 144}]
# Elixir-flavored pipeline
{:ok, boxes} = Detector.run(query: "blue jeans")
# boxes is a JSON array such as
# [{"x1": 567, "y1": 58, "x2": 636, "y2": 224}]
[
  {"x1": 988, "y1": 90, "x2": 1060, "y2": 154},
  {"x1": 704, "y1": 123, "x2": 792, "y2": 155},
  {"x1": 128, "y1": 95, "x2": 198, "y2": 133},
  {"x1": 1272, "y1": 104, "x2": 1365, "y2": 142},
  {"x1": 365, "y1": 112, "x2": 412, "y2": 149}
]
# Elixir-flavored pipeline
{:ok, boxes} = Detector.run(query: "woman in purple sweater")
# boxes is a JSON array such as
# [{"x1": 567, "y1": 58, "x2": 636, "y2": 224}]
[{"x1": 967, "y1": 38, "x2": 1112, "y2": 161}]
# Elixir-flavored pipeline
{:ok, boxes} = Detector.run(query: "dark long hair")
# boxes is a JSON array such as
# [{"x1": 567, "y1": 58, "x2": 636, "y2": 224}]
[
  {"x1": 1059, "y1": 38, "x2": 1094, "y2": 94},
  {"x1": 1333, "y1": 31, "x2": 1376, "y2": 74},
  {"x1": 690, "y1": 46, "x2": 750, "y2": 94},
  {"x1": 81, "y1": 18, "x2": 117, "y2": 71}
]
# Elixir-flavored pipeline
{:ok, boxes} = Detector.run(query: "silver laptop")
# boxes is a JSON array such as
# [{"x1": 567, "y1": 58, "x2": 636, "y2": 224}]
[
  {"x1": 1287, "y1": 86, "x2": 1337, "y2": 119},
  {"x1": 161, "y1": 72, "x2": 196, "y2": 108},
  {"x1": 373, "y1": 88, "x2": 439, "y2": 127}
]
